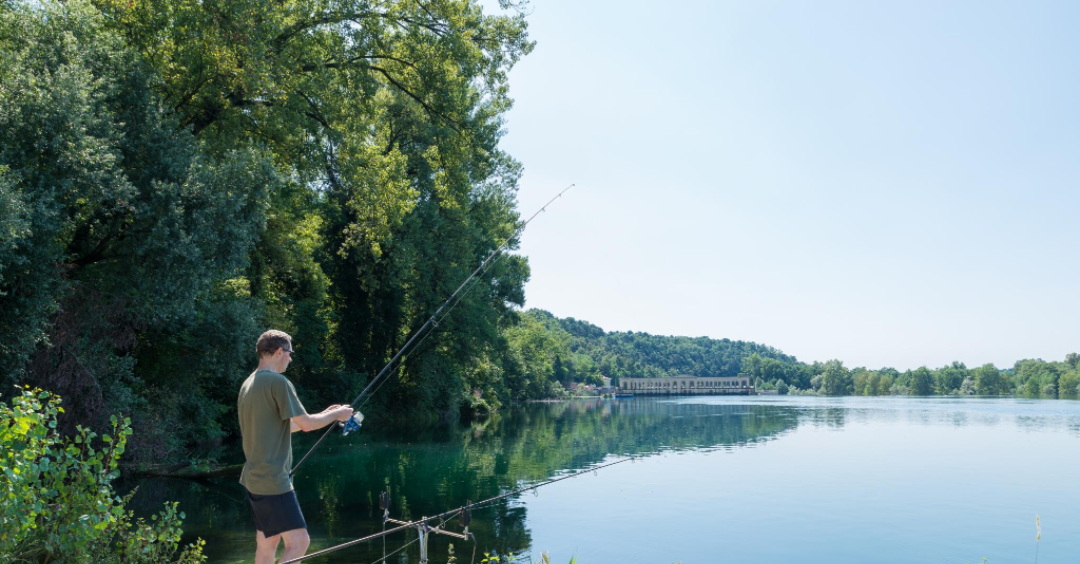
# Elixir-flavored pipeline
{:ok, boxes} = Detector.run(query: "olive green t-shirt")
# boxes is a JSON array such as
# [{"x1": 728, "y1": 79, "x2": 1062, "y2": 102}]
[{"x1": 238, "y1": 369, "x2": 307, "y2": 495}]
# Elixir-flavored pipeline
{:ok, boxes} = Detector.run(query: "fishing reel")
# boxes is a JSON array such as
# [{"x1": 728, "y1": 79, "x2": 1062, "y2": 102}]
[{"x1": 342, "y1": 410, "x2": 364, "y2": 435}]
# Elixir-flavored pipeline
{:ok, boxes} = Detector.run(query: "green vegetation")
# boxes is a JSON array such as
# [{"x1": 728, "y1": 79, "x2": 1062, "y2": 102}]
[
  {"x1": 0, "y1": 388, "x2": 205, "y2": 563},
  {"x1": 511, "y1": 311, "x2": 1080, "y2": 401},
  {"x1": 499, "y1": 309, "x2": 799, "y2": 393},
  {"x1": 147, "y1": 397, "x2": 796, "y2": 561},
  {"x1": 0, "y1": 0, "x2": 533, "y2": 463},
  {"x1": 474, "y1": 552, "x2": 577, "y2": 564},
  {"x1": 1, "y1": 0, "x2": 1076, "y2": 474},
  {"x1": 4, "y1": 0, "x2": 1074, "y2": 560}
]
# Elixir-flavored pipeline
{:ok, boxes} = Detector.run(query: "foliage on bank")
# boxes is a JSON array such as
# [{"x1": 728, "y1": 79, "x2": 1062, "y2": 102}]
[
  {"x1": 0, "y1": 0, "x2": 534, "y2": 462},
  {"x1": 2, "y1": 0, "x2": 1076, "y2": 470},
  {"x1": 752, "y1": 355, "x2": 1080, "y2": 397},
  {"x1": 518, "y1": 311, "x2": 1080, "y2": 400},
  {"x1": 0, "y1": 389, "x2": 205, "y2": 563}
]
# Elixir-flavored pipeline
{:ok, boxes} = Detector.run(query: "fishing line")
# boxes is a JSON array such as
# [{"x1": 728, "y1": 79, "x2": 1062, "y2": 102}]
[
  {"x1": 278, "y1": 456, "x2": 633, "y2": 563},
  {"x1": 363, "y1": 511, "x2": 455, "y2": 564},
  {"x1": 355, "y1": 249, "x2": 512, "y2": 413},
  {"x1": 290, "y1": 184, "x2": 575, "y2": 477}
]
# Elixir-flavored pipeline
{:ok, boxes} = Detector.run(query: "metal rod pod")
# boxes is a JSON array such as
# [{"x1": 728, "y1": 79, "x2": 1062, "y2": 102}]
[{"x1": 461, "y1": 502, "x2": 472, "y2": 527}]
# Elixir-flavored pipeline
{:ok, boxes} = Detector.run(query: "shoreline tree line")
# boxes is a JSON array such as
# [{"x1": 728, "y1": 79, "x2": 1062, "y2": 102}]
[
  {"x1": 7, "y1": 2, "x2": 1072, "y2": 562},
  {"x1": 513, "y1": 310, "x2": 1080, "y2": 398},
  {"x1": 1, "y1": 0, "x2": 535, "y2": 465},
  {"x1": 1, "y1": 0, "x2": 1076, "y2": 471}
]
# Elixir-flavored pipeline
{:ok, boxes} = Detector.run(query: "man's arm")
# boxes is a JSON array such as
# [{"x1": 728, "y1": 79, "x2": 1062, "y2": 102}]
[{"x1": 291, "y1": 405, "x2": 353, "y2": 432}]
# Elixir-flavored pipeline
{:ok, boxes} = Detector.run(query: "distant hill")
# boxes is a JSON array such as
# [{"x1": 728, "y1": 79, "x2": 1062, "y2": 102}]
[
  {"x1": 525, "y1": 309, "x2": 802, "y2": 380},
  {"x1": 513, "y1": 310, "x2": 1080, "y2": 398}
]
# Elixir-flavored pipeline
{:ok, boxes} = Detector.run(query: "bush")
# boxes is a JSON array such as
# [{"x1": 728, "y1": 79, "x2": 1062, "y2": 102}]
[
  {"x1": 1059, "y1": 370, "x2": 1080, "y2": 395},
  {"x1": 0, "y1": 388, "x2": 205, "y2": 564}
]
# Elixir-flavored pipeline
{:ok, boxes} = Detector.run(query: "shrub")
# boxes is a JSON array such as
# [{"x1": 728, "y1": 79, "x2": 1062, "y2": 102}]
[
  {"x1": 1058, "y1": 370, "x2": 1080, "y2": 395},
  {"x1": 0, "y1": 388, "x2": 205, "y2": 563}
]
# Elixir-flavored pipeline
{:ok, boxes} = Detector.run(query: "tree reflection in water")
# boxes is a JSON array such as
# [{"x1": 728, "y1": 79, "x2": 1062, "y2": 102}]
[{"x1": 125, "y1": 398, "x2": 799, "y2": 563}]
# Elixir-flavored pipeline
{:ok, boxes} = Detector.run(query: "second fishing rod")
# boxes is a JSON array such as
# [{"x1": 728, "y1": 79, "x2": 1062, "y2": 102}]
[
  {"x1": 279, "y1": 456, "x2": 633, "y2": 564},
  {"x1": 290, "y1": 184, "x2": 576, "y2": 478}
]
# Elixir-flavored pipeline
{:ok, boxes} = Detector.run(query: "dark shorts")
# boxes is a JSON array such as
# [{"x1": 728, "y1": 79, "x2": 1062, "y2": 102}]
[{"x1": 246, "y1": 489, "x2": 307, "y2": 538}]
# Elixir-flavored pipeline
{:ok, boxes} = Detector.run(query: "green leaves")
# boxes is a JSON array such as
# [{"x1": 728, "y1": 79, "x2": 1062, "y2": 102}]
[
  {"x1": 2, "y1": 0, "x2": 537, "y2": 460},
  {"x1": 0, "y1": 0, "x2": 275, "y2": 455},
  {"x1": 0, "y1": 389, "x2": 205, "y2": 563}
]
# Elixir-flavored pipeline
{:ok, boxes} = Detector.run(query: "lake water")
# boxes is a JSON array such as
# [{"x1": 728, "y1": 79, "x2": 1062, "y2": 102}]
[{"x1": 132, "y1": 396, "x2": 1080, "y2": 563}]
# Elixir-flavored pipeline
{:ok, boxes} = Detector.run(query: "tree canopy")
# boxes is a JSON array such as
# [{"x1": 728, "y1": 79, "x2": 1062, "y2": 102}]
[
  {"x1": 1, "y1": 0, "x2": 1076, "y2": 468},
  {"x1": 0, "y1": 0, "x2": 535, "y2": 461}
]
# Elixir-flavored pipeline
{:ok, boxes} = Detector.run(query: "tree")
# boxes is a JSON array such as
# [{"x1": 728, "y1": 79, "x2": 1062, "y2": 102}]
[
  {"x1": 0, "y1": 0, "x2": 541, "y2": 459},
  {"x1": 0, "y1": 1, "x2": 270, "y2": 449},
  {"x1": 553, "y1": 356, "x2": 568, "y2": 385},
  {"x1": 868, "y1": 372, "x2": 892, "y2": 396},
  {"x1": 908, "y1": 367, "x2": 934, "y2": 396},
  {"x1": 879, "y1": 367, "x2": 901, "y2": 381},
  {"x1": 1066, "y1": 353, "x2": 1080, "y2": 370},
  {"x1": 934, "y1": 362, "x2": 968, "y2": 395},
  {"x1": 1012, "y1": 359, "x2": 1061, "y2": 397},
  {"x1": 1059, "y1": 370, "x2": 1080, "y2": 395},
  {"x1": 742, "y1": 353, "x2": 765, "y2": 381},
  {"x1": 820, "y1": 360, "x2": 852, "y2": 396},
  {"x1": 974, "y1": 364, "x2": 1007, "y2": 395},
  {"x1": 959, "y1": 376, "x2": 976, "y2": 395},
  {"x1": 852, "y1": 369, "x2": 872, "y2": 396}
]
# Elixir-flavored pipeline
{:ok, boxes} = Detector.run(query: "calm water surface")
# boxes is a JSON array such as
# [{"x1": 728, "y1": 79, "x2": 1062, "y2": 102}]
[{"x1": 131, "y1": 396, "x2": 1080, "y2": 563}]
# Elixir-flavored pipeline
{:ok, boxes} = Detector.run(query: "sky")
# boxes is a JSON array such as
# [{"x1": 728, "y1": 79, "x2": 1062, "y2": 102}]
[{"x1": 486, "y1": 0, "x2": 1080, "y2": 371}]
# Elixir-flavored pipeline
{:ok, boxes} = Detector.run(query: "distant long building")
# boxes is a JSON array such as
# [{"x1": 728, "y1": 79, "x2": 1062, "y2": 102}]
[{"x1": 619, "y1": 374, "x2": 753, "y2": 395}]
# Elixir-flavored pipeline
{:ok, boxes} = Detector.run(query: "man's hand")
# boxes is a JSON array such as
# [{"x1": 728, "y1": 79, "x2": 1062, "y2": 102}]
[
  {"x1": 291, "y1": 404, "x2": 355, "y2": 432},
  {"x1": 329, "y1": 405, "x2": 354, "y2": 422}
]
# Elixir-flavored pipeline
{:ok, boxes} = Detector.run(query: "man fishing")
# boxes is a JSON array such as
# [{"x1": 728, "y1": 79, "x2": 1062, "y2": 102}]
[{"x1": 238, "y1": 330, "x2": 355, "y2": 564}]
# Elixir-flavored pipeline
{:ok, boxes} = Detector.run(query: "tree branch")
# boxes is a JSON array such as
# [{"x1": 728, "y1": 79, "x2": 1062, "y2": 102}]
[
  {"x1": 369, "y1": 65, "x2": 461, "y2": 133},
  {"x1": 271, "y1": 11, "x2": 449, "y2": 51},
  {"x1": 172, "y1": 73, "x2": 219, "y2": 114},
  {"x1": 300, "y1": 54, "x2": 419, "y2": 73},
  {"x1": 271, "y1": 11, "x2": 382, "y2": 51}
]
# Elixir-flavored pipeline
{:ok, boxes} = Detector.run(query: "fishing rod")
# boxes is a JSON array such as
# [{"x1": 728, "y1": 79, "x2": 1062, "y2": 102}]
[
  {"x1": 290, "y1": 184, "x2": 576, "y2": 477},
  {"x1": 279, "y1": 456, "x2": 634, "y2": 564}
]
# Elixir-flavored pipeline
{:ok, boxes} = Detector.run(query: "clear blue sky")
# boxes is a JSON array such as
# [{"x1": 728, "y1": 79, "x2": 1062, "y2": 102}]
[{"x1": 490, "y1": 0, "x2": 1080, "y2": 371}]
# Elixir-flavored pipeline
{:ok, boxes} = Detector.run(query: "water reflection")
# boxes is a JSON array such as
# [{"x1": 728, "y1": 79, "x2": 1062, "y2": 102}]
[
  {"x1": 126, "y1": 396, "x2": 1080, "y2": 563},
  {"x1": 126, "y1": 398, "x2": 798, "y2": 563}
]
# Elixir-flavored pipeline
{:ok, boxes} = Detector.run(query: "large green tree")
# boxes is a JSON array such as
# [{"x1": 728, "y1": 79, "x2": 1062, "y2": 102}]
[
  {"x1": 1011, "y1": 358, "x2": 1061, "y2": 396},
  {"x1": 1059, "y1": 368, "x2": 1080, "y2": 395},
  {"x1": 820, "y1": 360, "x2": 853, "y2": 396},
  {"x1": 934, "y1": 362, "x2": 968, "y2": 395},
  {"x1": 90, "y1": 0, "x2": 535, "y2": 416},
  {"x1": 0, "y1": 1, "x2": 272, "y2": 456},
  {"x1": 973, "y1": 364, "x2": 1008, "y2": 395},
  {"x1": 908, "y1": 367, "x2": 934, "y2": 396},
  {"x1": 1, "y1": 0, "x2": 536, "y2": 461}
]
